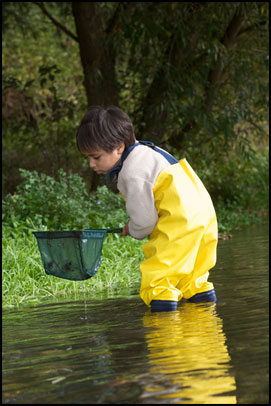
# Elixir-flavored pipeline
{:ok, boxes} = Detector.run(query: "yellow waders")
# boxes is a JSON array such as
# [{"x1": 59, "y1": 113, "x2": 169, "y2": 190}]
[{"x1": 140, "y1": 158, "x2": 218, "y2": 307}]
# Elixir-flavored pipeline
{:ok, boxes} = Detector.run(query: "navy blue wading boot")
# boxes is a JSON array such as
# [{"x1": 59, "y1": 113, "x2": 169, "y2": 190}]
[
  {"x1": 150, "y1": 290, "x2": 217, "y2": 312},
  {"x1": 150, "y1": 300, "x2": 178, "y2": 312},
  {"x1": 188, "y1": 289, "x2": 217, "y2": 303}
]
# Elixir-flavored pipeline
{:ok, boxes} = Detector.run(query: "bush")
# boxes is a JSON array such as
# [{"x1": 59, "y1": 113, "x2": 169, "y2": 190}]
[
  {"x1": 2, "y1": 168, "x2": 141, "y2": 308},
  {"x1": 195, "y1": 150, "x2": 269, "y2": 212},
  {"x1": 2, "y1": 168, "x2": 128, "y2": 236}
]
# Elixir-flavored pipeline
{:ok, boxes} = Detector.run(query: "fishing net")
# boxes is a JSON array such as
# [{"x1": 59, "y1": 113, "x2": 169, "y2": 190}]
[{"x1": 33, "y1": 228, "x2": 122, "y2": 281}]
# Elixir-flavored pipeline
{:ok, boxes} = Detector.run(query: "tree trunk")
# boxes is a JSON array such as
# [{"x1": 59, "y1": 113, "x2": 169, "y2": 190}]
[
  {"x1": 72, "y1": 2, "x2": 118, "y2": 107},
  {"x1": 72, "y1": 2, "x2": 119, "y2": 191}
]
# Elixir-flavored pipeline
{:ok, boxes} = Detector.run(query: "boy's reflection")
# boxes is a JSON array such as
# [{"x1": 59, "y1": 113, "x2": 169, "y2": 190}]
[{"x1": 141, "y1": 303, "x2": 237, "y2": 404}]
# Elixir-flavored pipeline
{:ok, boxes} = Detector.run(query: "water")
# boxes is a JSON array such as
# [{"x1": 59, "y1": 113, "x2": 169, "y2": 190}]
[
  {"x1": 79, "y1": 283, "x2": 88, "y2": 320},
  {"x1": 2, "y1": 223, "x2": 269, "y2": 404}
]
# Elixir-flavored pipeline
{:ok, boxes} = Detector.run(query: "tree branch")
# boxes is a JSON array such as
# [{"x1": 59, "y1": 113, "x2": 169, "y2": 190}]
[
  {"x1": 221, "y1": 8, "x2": 244, "y2": 48},
  {"x1": 33, "y1": 2, "x2": 78, "y2": 42},
  {"x1": 237, "y1": 20, "x2": 268, "y2": 37},
  {"x1": 203, "y1": 8, "x2": 244, "y2": 113},
  {"x1": 138, "y1": 2, "x2": 210, "y2": 139},
  {"x1": 105, "y1": 2, "x2": 135, "y2": 35},
  {"x1": 105, "y1": 2, "x2": 122, "y2": 35},
  {"x1": 171, "y1": 7, "x2": 246, "y2": 148}
]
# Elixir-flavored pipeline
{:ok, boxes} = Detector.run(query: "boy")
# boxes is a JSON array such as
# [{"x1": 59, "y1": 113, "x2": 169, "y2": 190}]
[{"x1": 76, "y1": 106, "x2": 218, "y2": 312}]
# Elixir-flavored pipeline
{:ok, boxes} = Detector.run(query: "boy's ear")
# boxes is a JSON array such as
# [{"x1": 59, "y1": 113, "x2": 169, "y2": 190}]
[{"x1": 117, "y1": 142, "x2": 125, "y2": 155}]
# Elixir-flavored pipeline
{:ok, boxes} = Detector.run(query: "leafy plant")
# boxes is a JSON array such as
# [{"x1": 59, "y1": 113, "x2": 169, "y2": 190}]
[{"x1": 2, "y1": 169, "x2": 128, "y2": 236}]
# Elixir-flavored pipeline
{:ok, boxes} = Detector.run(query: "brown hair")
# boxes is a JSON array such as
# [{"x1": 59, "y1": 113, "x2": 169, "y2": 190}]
[{"x1": 76, "y1": 106, "x2": 136, "y2": 154}]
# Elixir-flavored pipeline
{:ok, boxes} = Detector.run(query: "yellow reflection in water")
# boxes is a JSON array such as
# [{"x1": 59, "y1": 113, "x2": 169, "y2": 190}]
[{"x1": 142, "y1": 303, "x2": 236, "y2": 404}]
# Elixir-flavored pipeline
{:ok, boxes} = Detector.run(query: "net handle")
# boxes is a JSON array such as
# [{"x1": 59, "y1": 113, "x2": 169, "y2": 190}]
[{"x1": 106, "y1": 227, "x2": 123, "y2": 234}]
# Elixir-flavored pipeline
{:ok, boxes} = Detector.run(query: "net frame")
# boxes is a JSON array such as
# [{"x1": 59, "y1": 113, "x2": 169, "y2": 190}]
[{"x1": 33, "y1": 229, "x2": 121, "y2": 281}]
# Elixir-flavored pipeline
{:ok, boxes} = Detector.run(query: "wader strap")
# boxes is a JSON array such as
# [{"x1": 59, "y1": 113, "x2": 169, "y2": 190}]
[{"x1": 104, "y1": 141, "x2": 179, "y2": 184}]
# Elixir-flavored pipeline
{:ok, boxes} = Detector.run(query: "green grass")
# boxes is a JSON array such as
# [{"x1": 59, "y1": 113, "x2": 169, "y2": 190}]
[
  {"x1": 3, "y1": 210, "x2": 268, "y2": 309},
  {"x1": 2, "y1": 181, "x2": 268, "y2": 309},
  {"x1": 2, "y1": 229, "x2": 144, "y2": 309}
]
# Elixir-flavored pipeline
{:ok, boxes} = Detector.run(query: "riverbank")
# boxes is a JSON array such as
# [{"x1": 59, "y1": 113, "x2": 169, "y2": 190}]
[
  {"x1": 2, "y1": 209, "x2": 268, "y2": 309},
  {"x1": 2, "y1": 166, "x2": 268, "y2": 308},
  {"x1": 2, "y1": 229, "x2": 144, "y2": 309}
]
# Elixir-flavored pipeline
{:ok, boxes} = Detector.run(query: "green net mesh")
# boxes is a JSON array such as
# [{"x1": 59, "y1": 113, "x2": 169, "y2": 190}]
[{"x1": 33, "y1": 229, "x2": 121, "y2": 281}]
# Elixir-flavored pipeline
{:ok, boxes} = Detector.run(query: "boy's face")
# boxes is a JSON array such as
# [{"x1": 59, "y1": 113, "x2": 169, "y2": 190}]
[{"x1": 84, "y1": 143, "x2": 125, "y2": 175}]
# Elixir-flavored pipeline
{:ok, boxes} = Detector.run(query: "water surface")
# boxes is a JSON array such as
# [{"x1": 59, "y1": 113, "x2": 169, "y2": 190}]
[{"x1": 2, "y1": 223, "x2": 269, "y2": 404}]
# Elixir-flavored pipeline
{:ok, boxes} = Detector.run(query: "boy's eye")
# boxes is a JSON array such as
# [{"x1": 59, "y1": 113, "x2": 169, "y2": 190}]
[{"x1": 85, "y1": 155, "x2": 101, "y2": 160}]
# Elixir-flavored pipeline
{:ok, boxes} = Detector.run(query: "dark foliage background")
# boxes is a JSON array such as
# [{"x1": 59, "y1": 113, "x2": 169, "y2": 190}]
[{"x1": 2, "y1": 2, "x2": 269, "y2": 217}]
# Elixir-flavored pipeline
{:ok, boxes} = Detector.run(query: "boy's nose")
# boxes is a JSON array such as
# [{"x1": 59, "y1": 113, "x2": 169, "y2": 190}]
[{"x1": 88, "y1": 157, "x2": 95, "y2": 168}]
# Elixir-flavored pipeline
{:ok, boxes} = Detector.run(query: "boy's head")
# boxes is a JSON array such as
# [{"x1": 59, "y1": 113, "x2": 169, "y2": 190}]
[{"x1": 76, "y1": 106, "x2": 136, "y2": 155}]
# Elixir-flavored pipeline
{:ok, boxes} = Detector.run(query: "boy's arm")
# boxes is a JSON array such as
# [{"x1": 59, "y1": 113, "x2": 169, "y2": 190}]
[
  {"x1": 120, "y1": 176, "x2": 158, "y2": 240},
  {"x1": 121, "y1": 222, "x2": 129, "y2": 236},
  {"x1": 117, "y1": 145, "x2": 169, "y2": 240}
]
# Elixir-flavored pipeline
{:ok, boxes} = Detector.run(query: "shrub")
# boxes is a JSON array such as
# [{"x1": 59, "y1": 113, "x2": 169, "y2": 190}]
[
  {"x1": 196, "y1": 150, "x2": 269, "y2": 212},
  {"x1": 2, "y1": 168, "x2": 128, "y2": 236}
]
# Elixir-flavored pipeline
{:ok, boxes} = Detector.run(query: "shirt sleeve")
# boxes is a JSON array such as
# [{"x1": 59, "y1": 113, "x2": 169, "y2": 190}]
[
  {"x1": 117, "y1": 143, "x2": 170, "y2": 240},
  {"x1": 121, "y1": 176, "x2": 158, "y2": 240}
]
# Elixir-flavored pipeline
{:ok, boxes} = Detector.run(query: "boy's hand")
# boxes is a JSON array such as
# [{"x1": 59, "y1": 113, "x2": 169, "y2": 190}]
[{"x1": 121, "y1": 222, "x2": 129, "y2": 236}]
